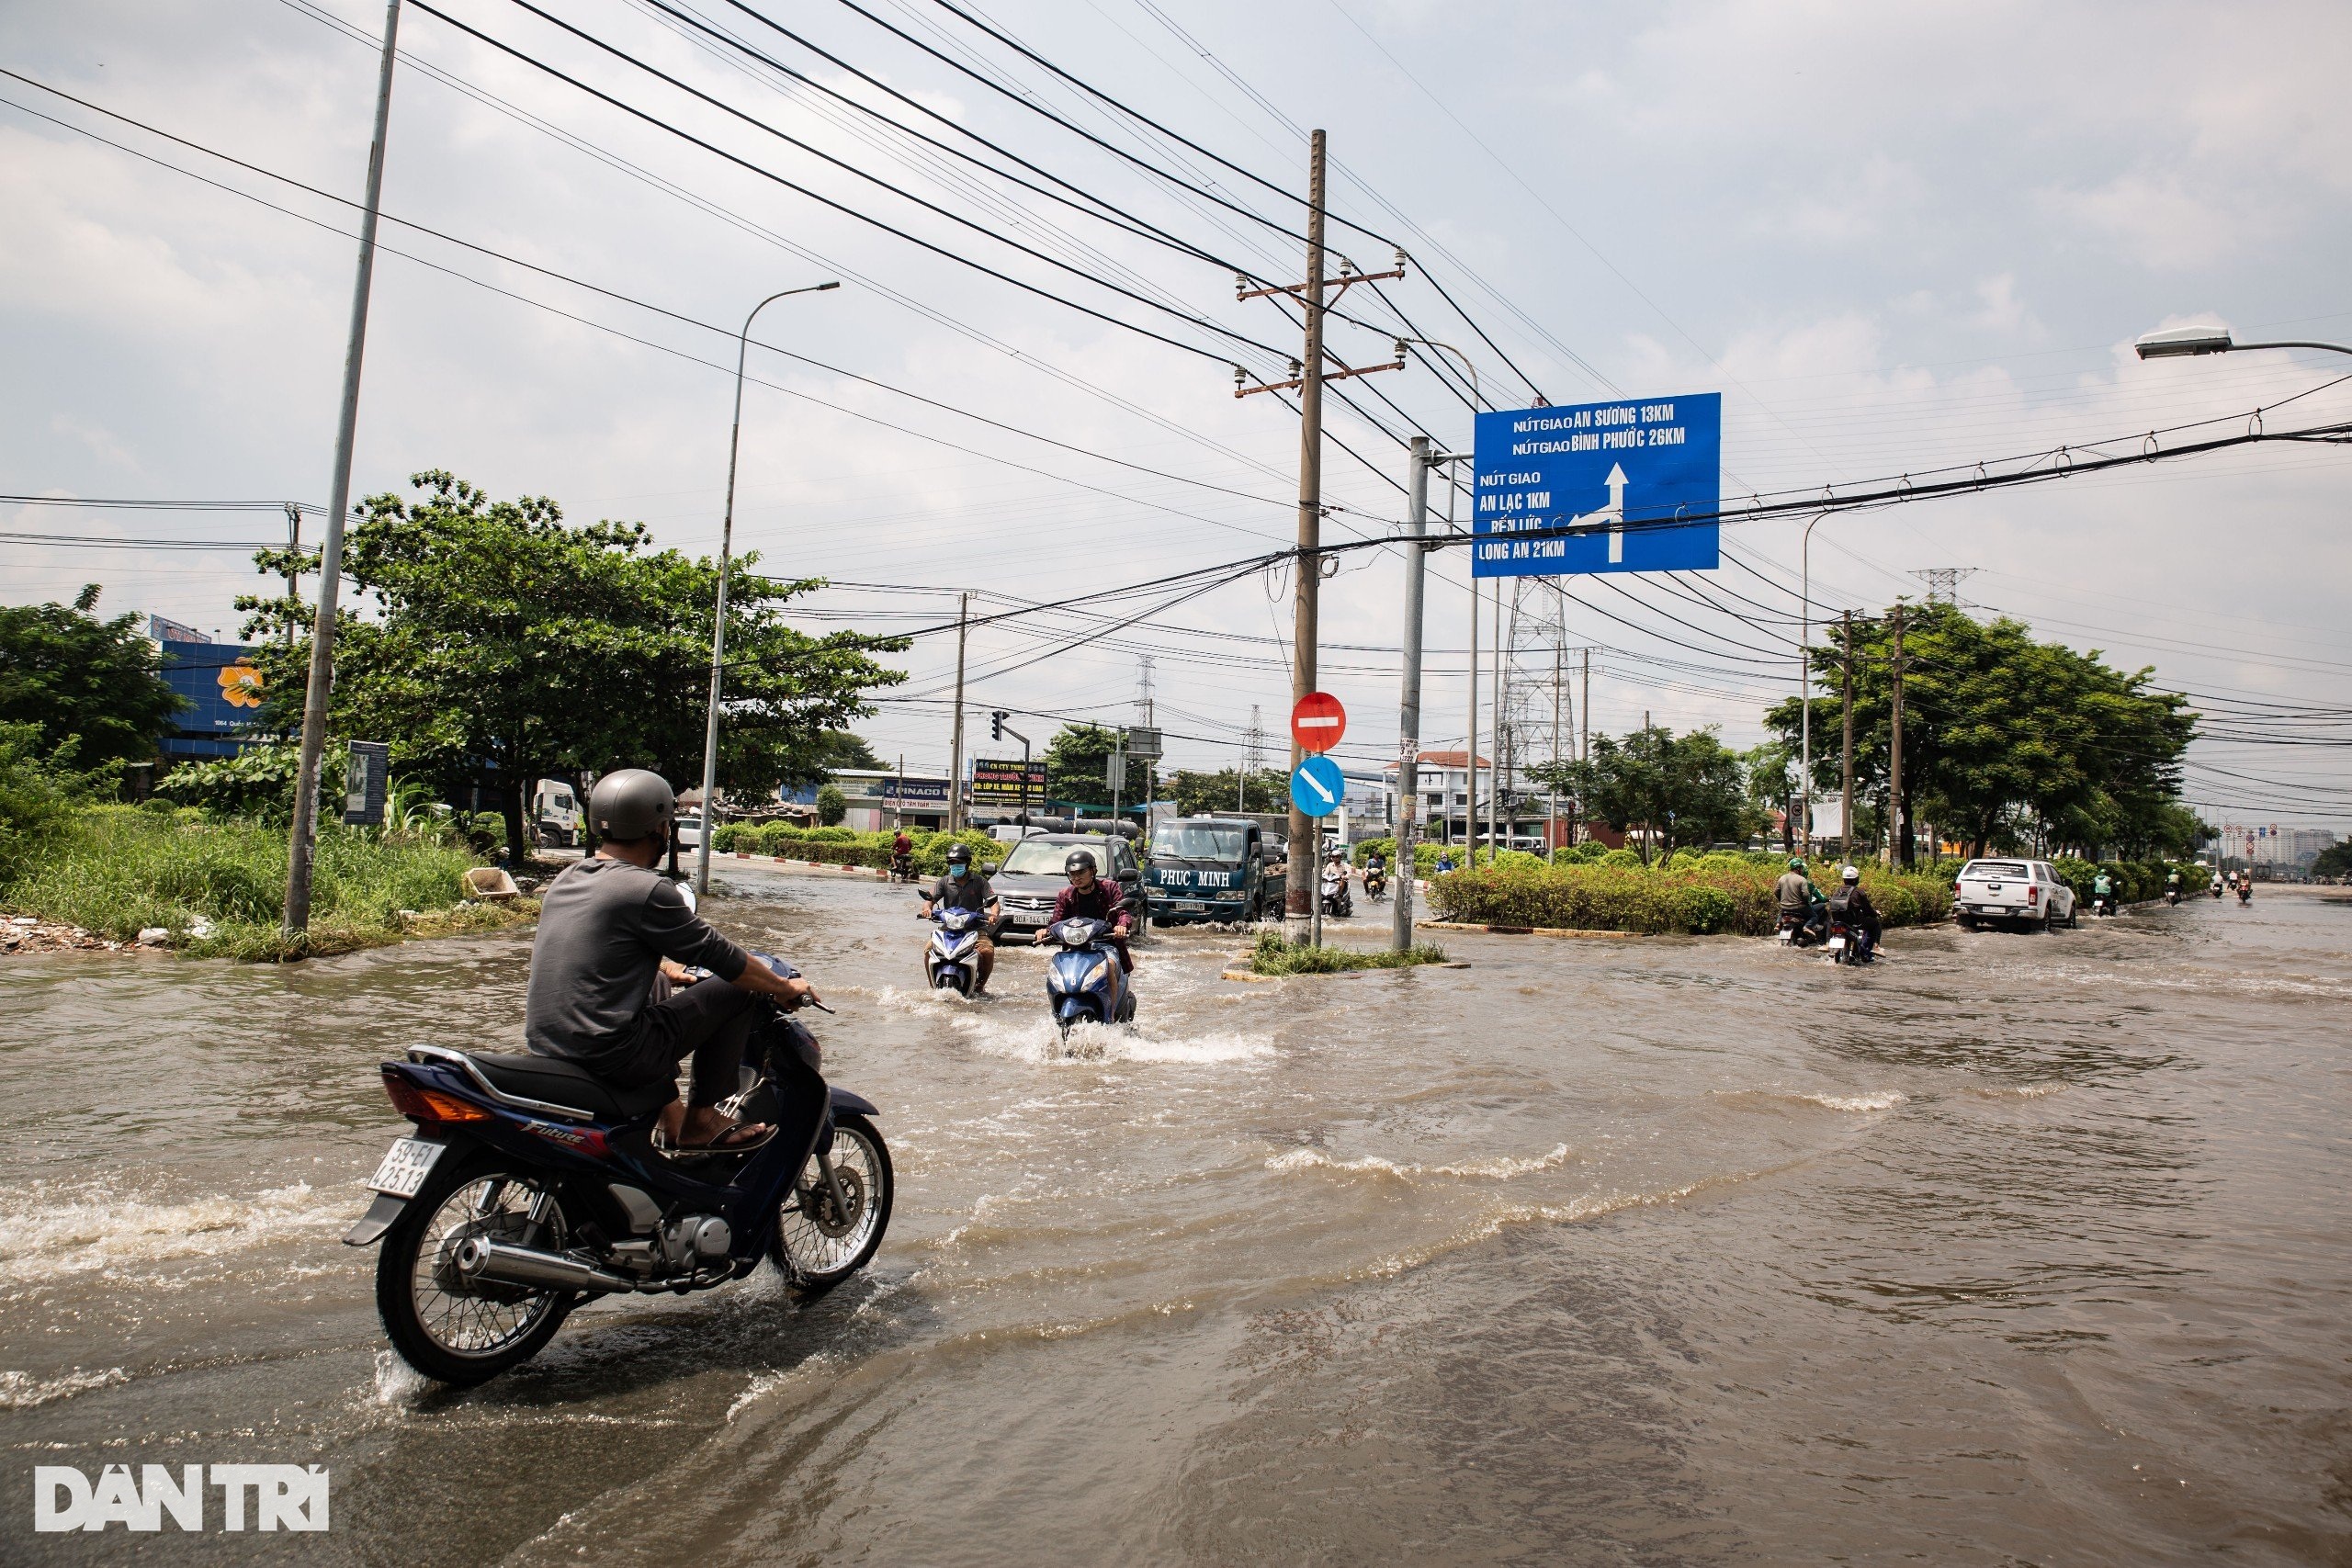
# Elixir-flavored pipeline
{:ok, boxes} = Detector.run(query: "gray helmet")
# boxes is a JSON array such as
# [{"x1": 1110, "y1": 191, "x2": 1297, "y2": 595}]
[
  {"x1": 1065, "y1": 849, "x2": 1098, "y2": 876},
  {"x1": 587, "y1": 769, "x2": 673, "y2": 841},
  {"x1": 945, "y1": 842, "x2": 973, "y2": 867}
]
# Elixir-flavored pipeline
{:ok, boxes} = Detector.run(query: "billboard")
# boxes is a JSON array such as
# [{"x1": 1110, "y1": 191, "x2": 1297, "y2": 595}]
[
  {"x1": 157, "y1": 640, "x2": 267, "y2": 737},
  {"x1": 969, "y1": 758, "x2": 1047, "y2": 807},
  {"x1": 1473, "y1": 392, "x2": 1722, "y2": 577}
]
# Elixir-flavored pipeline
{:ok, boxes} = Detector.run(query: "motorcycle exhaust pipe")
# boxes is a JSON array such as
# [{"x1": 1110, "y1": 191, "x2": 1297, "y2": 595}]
[{"x1": 454, "y1": 1236, "x2": 636, "y2": 1294}]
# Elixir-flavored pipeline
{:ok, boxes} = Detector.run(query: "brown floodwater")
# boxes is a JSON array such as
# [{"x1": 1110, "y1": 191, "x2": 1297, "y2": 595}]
[{"x1": 2, "y1": 869, "x2": 2347, "y2": 1564}]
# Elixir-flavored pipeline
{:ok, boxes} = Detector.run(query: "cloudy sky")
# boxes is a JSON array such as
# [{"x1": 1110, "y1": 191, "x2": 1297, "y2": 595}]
[{"x1": 5, "y1": 0, "x2": 2347, "y2": 831}]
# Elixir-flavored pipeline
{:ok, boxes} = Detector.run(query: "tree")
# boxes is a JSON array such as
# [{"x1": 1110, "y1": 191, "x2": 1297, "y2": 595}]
[
  {"x1": 1043, "y1": 723, "x2": 1124, "y2": 808},
  {"x1": 814, "y1": 784, "x2": 846, "y2": 826},
  {"x1": 1763, "y1": 603, "x2": 2196, "y2": 862},
  {"x1": 238, "y1": 471, "x2": 905, "y2": 852},
  {"x1": 2311, "y1": 841, "x2": 2352, "y2": 880},
  {"x1": 801, "y1": 730, "x2": 883, "y2": 784},
  {"x1": 1167, "y1": 766, "x2": 1288, "y2": 817},
  {"x1": 1739, "y1": 739, "x2": 1800, "y2": 852},
  {"x1": 1530, "y1": 724, "x2": 1746, "y2": 863},
  {"x1": 0, "y1": 585, "x2": 182, "y2": 773}
]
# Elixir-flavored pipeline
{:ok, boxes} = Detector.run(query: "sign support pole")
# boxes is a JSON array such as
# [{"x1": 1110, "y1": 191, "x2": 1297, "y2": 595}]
[
  {"x1": 286, "y1": 0, "x2": 401, "y2": 937},
  {"x1": 1283, "y1": 130, "x2": 1328, "y2": 944},
  {"x1": 948, "y1": 592, "x2": 969, "y2": 833},
  {"x1": 1392, "y1": 436, "x2": 1430, "y2": 951}
]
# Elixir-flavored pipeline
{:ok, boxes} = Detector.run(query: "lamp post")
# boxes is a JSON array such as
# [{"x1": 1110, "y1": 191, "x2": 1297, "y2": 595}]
[
  {"x1": 1797, "y1": 510, "x2": 1830, "y2": 856},
  {"x1": 2134, "y1": 326, "x2": 2352, "y2": 361},
  {"x1": 695, "y1": 279, "x2": 839, "y2": 897}
]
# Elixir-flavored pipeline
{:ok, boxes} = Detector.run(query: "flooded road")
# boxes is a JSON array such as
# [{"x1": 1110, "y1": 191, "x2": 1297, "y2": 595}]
[{"x1": 4, "y1": 871, "x2": 2348, "y2": 1564}]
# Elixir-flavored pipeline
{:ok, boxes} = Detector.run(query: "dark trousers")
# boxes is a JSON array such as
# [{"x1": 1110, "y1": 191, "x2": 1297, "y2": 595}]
[{"x1": 598, "y1": 977, "x2": 762, "y2": 1108}]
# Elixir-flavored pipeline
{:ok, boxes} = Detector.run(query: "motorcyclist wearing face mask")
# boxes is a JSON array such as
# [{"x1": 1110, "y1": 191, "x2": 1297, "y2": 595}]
[
  {"x1": 1036, "y1": 849, "x2": 1134, "y2": 971},
  {"x1": 1826, "y1": 863, "x2": 1881, "y2": 958},
  {"x1": 920, "y1": 841, "x2": 1002, "y2": 992}
]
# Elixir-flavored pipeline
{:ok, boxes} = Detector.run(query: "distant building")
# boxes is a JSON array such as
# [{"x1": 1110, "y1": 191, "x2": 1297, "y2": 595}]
[
  {"x1": 823, "y1": 768, "x2": 953, "y2": 832},
  {"x1": 1379, "y1": 750, "x2": 1559, "y2": 848}
]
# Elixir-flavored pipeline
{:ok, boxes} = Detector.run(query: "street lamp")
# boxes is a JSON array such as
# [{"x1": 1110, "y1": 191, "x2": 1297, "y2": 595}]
[
  {"x1": 1797, "y1": 510, "x2": 1830, "y2": 855},
  {"x1": 2135, "y1": 325, "x2": 2352, "y2": 360},
  {"x1": 695, "y1": 279, "x2": 840, "y2": 897}
]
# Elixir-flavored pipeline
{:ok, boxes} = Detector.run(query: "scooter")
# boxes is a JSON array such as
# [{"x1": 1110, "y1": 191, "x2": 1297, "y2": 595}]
[
  {"x1": 1319, "y1": 863, "x2": 1353, "y2": 919},
  {"x1": 2211, "y1": 883, "x2": 2224, "y2": 899},
  {"x1": 1823, "y1": 910, "x2": 1874, "y2": 964},
  {"x1": 2092, "y1": 893, "x2": 2117, "y2": 918},
  {"x1": 1363, "y1": 863, "x2": 1389, "y2": 901},
  {"x1": 2165, "y1": 886, "x2": 2181, "y2": 906},
  {"x1": 346, "y1": 960, "x2": 890, "y2": 1387},
  {"x1": 1043, "y1": 916, "x2": 1133, "y2": 1041},
  {"x1": 2237, "y1": 884, "x2": 2253, "y2": 907},
  {"x1": 924, "y1": 907, "x2": 985, "y2": 994},
  {"x1": 1777, "y1": 908, "x2": 1826, "y2": 948},
  {"x1": 888, "y1": 851, "x2": 917, "y2": 884}
]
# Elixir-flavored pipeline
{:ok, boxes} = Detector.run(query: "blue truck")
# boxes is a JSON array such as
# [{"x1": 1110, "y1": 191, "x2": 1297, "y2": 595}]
[{"x1": 1144, "y1": 817, "x2": 1284, "y2": 927}]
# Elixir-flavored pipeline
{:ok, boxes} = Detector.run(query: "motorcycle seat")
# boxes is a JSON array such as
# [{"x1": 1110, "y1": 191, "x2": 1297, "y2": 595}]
[{"x1": 465, "y1": 1053, "x2": 677, "y2": 1121}]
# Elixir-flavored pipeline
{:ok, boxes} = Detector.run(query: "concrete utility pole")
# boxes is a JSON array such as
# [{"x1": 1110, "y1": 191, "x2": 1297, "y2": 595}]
[
  {"x1": 280, "y1": 503, "x2": 302, "y2": 649},
  {"x1": 1393, "y1": 435, "x2": 1432, "y2": 951},
  {"x1": 1839, "y1": 610, "x2": 1855, "y2": 862},
  {"x1": 285, "y1": 0, "x2": 401, "y2": 937},
  {"x1": 1888, "y1": 599, "x2": 1907, "y2": 866},
  {"x1": 947, "y1": 591, "x2": 969, "y2": 832},
  {"x1": 1464, "y1": 565, "x2": 1478, "y2": 862},
  {"x1": 1577, "y1": 646, "x2": 1589, "y2": 844},
  {"x1": 1281, "y1": 130, "x2": 1329, "y2": 942},
  {"x1": 1549, "y1": 623, "x2": 1563, "y2": 863}
]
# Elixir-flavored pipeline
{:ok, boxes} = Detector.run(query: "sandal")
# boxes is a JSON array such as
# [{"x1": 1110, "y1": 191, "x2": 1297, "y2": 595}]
[{"x1": 679, "y1": 1119, "x2": 775, "y2": 1153}]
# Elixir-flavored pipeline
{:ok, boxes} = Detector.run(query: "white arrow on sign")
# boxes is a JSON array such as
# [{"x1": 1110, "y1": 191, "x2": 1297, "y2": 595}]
[
  {"x1": 1566, "y1": 463, "x2": 1630, "y2": 563},
  {"x1": 1300, "y1": 768, "x2": 1335, "y2": 805}
]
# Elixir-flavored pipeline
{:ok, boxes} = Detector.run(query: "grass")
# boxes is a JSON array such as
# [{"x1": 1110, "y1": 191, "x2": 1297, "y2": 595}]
[
  {"x1": 1248, "y1": 931, "x2": 1450, "y2": 976},
  {"x1": 2, "y1": 805, "x2": 535, "y2": 961}
]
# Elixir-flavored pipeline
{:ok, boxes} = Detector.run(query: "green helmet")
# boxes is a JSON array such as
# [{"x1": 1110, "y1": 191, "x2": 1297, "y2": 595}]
[{"x1": 1788, "y1": 857, "x2": 1806, "y2": 872}]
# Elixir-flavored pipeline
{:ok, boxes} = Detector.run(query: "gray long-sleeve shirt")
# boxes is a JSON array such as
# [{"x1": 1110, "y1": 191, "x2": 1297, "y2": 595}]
[{"x1": 524, "y1": 856, "x2": 750, "y2": 1064}]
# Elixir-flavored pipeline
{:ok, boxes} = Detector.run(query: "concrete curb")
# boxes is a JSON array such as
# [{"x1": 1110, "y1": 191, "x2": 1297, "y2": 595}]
[{"x1": 1419, "y1": 919, "x2": 1645, "y2": 940}]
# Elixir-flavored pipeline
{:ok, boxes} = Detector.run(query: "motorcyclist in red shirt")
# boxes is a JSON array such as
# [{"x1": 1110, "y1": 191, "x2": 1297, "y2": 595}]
[{"x1": 1035, "y1": 849, "x2": 1134, "y2": 971}]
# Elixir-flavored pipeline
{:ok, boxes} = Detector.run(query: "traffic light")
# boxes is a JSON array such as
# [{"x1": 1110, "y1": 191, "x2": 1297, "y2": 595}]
[{"x1": 990, "y1": 710, "x2": 1007, "y2": 741}]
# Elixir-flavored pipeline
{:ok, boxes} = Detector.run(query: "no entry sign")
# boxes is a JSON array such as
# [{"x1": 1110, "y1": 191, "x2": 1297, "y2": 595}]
[{"x1": 1291, "y1": 691, "x2": 1346, "y2": 753}]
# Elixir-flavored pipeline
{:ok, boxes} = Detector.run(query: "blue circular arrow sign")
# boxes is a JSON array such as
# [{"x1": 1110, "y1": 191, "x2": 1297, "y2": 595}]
[{"x1": 1289, "y1": 754, "x2": 1344, "y2": 818}]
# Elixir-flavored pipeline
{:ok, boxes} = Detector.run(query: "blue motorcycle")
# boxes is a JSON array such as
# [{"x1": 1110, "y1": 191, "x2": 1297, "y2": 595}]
[
  {"x1": 345, "y1": 958, "x2": 889, "y2": 1386},
  {"x1": 924, "y1": 906, "x2": 986, "y2": 995},
  {"x1": 1043, "y1": 916, "x2": 1135, "y2": 1042}
]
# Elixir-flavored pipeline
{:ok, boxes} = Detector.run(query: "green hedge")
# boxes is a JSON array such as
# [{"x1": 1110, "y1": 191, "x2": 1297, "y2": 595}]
[{"x1": 1426, "y1": 860, "x2": 1953, "y2": 936}]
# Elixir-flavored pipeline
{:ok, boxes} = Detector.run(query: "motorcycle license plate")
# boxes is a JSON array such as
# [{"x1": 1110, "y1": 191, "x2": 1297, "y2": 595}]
[
  {"x1": 1826, "y1": 936, "x2": 1847, "y2": 953},
  {"x1": 367, "y1": 1137, "x2": 445, "y2": 1199}
]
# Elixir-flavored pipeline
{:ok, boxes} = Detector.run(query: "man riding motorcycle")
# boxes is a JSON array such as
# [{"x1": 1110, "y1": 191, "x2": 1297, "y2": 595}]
[
  {"x1": 1775, "y1": 856, "x2": 1828, "y2": 943},
  {"x1": 523, "y1": 769, "x2": 816, "y2": 1151},
  {"x1": 1362, "y1": 847, "x2": 1389, "y2": 898},
  {"x1": 920, "y1": 841, "x2": 1001, "y2": 993},
  {"x1": 1826, "y1": 863, "x2": 1881, "y2": 960},
  {"x1": 2092, "y1": 869, "x2": 2115, "y2": 913},
  {"x1": 890, "y1": 828, "x2": 915, "y2": 882},
  {"x1": 1035, "y1": 848, "x2": 1134, "y2": 971}
]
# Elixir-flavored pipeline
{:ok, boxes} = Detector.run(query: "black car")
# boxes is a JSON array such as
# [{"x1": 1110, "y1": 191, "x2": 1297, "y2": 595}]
[{"x1": 989, "y1": 833, "x2": 1149, "y2": 934}]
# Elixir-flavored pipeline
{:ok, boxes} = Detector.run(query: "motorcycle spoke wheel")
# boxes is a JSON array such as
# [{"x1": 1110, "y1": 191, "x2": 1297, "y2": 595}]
[
  {"x1": 774, "y1": 1116, "x2": 892, "y2": 1292},
  {"x1": 407, "y1": 1176, "x2": 566, "y2": 1359}
]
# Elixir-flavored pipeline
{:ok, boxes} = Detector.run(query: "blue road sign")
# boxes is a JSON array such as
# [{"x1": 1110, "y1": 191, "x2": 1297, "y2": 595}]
[
  {"x1": 1290, "y1": 755, "x2": 1344, "y2": 818},
  {"x1": 1472, "y1": 392, "x2": 1721, "y2": 577}
]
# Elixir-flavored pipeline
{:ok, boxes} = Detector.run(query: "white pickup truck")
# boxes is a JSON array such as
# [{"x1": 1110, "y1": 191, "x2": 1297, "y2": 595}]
[{"x1": 1952, "y1": 858, "x2": 2075, "y2": 931}]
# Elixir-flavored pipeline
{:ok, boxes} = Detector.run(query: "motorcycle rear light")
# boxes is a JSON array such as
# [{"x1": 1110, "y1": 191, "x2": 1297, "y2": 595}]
[{"x1": 382, "y1": 1075, "x2": 492, "y2": 1123}]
